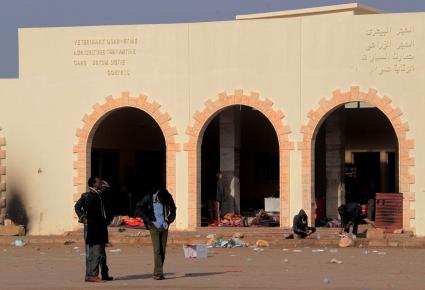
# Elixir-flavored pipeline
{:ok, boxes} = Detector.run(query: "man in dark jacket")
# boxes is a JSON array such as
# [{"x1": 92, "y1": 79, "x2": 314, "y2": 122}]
[
  {"x1": 338, "y1": 203, "x2": 362, "y2": 237},
  {"x1": 292, "y1": 209, "x2": 316, "y2": 239},
  {"x1": 81, "y1": 176, "x2": 112, "y2": 283},
  {"x1": 74, "y1": 179, "x2": 113, "y2": 282},
  {"x1": 135, "y1": 189, "x2": 176, "y2": 280}
]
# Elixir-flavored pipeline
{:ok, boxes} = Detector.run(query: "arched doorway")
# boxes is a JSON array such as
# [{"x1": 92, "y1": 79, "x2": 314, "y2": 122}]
[
  {"x1": 313, "y1": 102, "x2": 398, "y2": 224},
  {"x1": 299, "y1": 87, "x2": 415, "y2": 231},
  {"x1": 200, "y1": 105, "x2": 280, "y2": 226},
  {"x1": 73, "y1": 92, "x2": 179, "y2": 222},
  {"x1": 90, "y1": 107, "x2": 166, "y2": 216},
  {"x1": 184, "y1": 90, "x2": 293, "y2": 229}
]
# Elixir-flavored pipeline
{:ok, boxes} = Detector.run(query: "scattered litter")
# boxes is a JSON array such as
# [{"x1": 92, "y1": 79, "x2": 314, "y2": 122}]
[
  {"x1": 230, "y1": 254, "x2": 237, "y2": 257},
  {"x1": 316, "y1": 234, "x2": 321, "y2": 240},
  {"x1": 329, "y1": 249, "x2": 338, "y2": 253},
  {"x1": 194, "y1": 234, "x2": 201, "y2": 238},
  {"x1": 208, "y1": 237, "x2": 248, "y2": 248},
  {"x1": 13, "y1": 238, "x2": 25, "y2": 247},
  {"x1": 253, "y1": 247, "x2": 264, "y2": 253},
  {"x1": 109, "y1": 249, "x2": 122, "y2": 253},
  {"x1": 338, "y1": 235, "x2": 355, "y2": 248},
  {"x1": 323, "y1": 277, "x2": 331, "y2": 284},
  {"x1": 358, "y1": 244, "x2": 364, "y2": 248},
  {"x1": 206, "y1": 234, "x2": 215, "y2": 239},
  {"x1": 125, "y1": 231, "x2": 149, "y2": 238},
  {"x1": 330, "y1": 258, "x2": 343, "y2": 264},
  {"x1": 283, "y1": 258, "x2": 289, "y2": 263},
  {"x1": 312, "y1": 249, "x2": 325, "y2": 253},
  {"x1": 233, "y1": 232, "x2": 244, "y2": 239},
  {"x1": 377, "y1": 251, "x2": 387, "y2": 255},
  {"x1": 372, "y1": 250, "x2": 379, "y2": 253},
  {"x1": 73, "y1": 247, "x2": 80, "y2": 254},
  {"x1": 64, "y1": 240, "x2": 75, "y2": 245},
  {"x1": 292, "y1": 249, "x2": 302, "y2": 253},
  {"x1": 183, "y1": 244, "x2": 208, "y2": 259},
  {"x1": 255, "y1": 240, "x2": 269, "y2": 247},
  {"x1": 39, "y1": 252, "x2": 46, "y2": 255},
  {"x1": 282, "y1": 248, "x2": 289, "y2": 251}
]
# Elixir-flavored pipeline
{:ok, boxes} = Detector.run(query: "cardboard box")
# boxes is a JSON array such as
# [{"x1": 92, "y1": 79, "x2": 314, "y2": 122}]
[
  {"x1": 183, "y1": 244, "x2": 208, "y2": 259},
  {"x1": 264, "y1": 198, "x2": 280, "y2": 213},
  {"x1": 0, "y1": 225, "x2": 26, "y2": 236},
  {"x1": 366, "y1": 228, "x2": 384, "y2": 239}
]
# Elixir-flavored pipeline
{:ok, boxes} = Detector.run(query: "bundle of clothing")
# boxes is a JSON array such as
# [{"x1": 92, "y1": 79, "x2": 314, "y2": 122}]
[
  {"x1": 209, "y1": 213, "x2": 246, "y2": 227},
  {"x1": 248, "y1": 210, "x2": 278, "y2": 226}
]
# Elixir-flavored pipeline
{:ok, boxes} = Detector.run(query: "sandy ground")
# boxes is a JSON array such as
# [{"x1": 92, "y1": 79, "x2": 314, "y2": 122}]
[{"x1": 0, "y1": 242, "x2": 424, "y2": 290}]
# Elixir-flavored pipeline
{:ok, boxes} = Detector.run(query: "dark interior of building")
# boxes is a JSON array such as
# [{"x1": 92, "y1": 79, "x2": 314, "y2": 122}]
[
  {"x1": 314, "y1": 103, "x2": 398, "y2": 225},
  {"x1": 91, "y1": 107, "x2": 166, "y2": 216},
  {"x1": 201, "y1": 105, "x2": 279, "y2": 225}
]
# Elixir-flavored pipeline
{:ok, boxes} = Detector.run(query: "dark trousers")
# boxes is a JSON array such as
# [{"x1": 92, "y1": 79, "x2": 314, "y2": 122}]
[
  {"x1": 295, "y1": 227, "x2": 316, "y2": 238},
  {"x1": 87, "y1": 244, "x2": 106, "y2": 277},
  {"x1": 344, "y1": 211, "x2": 361, "y2": 235},
  {"x1": 149, "y1": 226, "x2": 169, "y2": 276},
  {"x1": 84, "y1": 225, "x2": 109, "y2": 277}
]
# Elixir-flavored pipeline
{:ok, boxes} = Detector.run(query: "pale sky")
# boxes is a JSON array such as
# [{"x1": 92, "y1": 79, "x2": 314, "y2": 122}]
[{"x1": 1, "y1": 0, "x2": 425, "y2": 77}]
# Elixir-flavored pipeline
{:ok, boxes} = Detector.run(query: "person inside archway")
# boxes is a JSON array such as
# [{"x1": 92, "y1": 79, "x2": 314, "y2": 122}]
[
  {"x1": 338, "y1": 203, "x2": 362, "y2": 238},
  {"x1": 211, "y1": 172, "x2": 225, "y2": 225}
]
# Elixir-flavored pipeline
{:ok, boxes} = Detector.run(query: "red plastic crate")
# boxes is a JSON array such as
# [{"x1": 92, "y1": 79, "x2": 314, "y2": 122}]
[{"x1": 375, "y1": 193, "x2": 403, "y2": 233}]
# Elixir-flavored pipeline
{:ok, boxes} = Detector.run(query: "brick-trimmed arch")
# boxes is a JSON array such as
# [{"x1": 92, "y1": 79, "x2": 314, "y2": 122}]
[
  {"x1": 73, "y1": 92, "x2": 180, "y2": 218},
  {"x1": 0, "y1": 130, "x2": 6, "y2": 223},
  {"x1": 298, "y1": 86, "x2": 415, "y2": 231},
  {"x1": 184, "y1": 89, "x2": 294, "y2": 229}
]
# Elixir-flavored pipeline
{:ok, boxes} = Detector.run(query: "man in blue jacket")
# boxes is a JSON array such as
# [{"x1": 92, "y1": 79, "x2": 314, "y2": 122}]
[{"x1": 135, "y1": 189, "x2": 176, "y2": 280}]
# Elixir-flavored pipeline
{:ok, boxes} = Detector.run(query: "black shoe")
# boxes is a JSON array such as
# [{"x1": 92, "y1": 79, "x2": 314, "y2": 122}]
[
  {"x1": 102, "y1": 275, "x2": 114, "y2": 281},
  {"x1": 153, "y1": 275, "x2": 165, "y2": 280}
]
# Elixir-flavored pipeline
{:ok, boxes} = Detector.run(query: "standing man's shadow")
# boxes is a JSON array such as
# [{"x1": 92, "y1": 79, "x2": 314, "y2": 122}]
[{"x1": 116, "y1": 272, "x2": 224, "y2": 281}]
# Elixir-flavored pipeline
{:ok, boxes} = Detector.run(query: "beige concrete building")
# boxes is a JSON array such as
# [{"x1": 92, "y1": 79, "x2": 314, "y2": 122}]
[{"x1": 0, "y1": 3, "x2": 423, "y2": 235}]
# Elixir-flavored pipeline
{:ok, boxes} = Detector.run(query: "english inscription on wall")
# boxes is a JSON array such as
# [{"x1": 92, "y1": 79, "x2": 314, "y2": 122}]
[
  {"x1": 72, "y1": 37, "x2": 139, "y2": 77},
  {"x1": 360, "y1": 26, "x2": 415, "y2": 76}
]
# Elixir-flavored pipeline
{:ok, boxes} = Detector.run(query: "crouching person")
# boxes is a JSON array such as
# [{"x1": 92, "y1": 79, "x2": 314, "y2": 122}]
[
  {"x1": 293, "y1": 209, "x2": 316, "y2": 239},
  {"x1": 136, "y1": 189, "x2": 176, "y2": 280},
  {"x1": 338, "y1": 203, "x2": 362, "y2": 238}
]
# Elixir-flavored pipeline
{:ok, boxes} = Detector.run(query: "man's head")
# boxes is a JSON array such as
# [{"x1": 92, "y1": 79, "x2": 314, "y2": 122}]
[
  {"x1": 156, "y1": 189, "x2": 170, "y2": 204},
  {"x1": 338, "y1": 205, "x2": 347, "y2": 216},
  {"x1": 88, "y1": 176, "x2": 102, "y2": 190}
]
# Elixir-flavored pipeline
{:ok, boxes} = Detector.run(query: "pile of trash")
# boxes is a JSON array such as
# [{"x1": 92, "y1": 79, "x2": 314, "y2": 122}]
[
  {"x1": 206, "y1": 233, "x2": 248, "y2": 248},
  {"x1": 248, "y1": 210, "x2": 279, "y2": 227},
  {"x1": 208, "y1": 210, "x2": 279, "y2": 227},
  {"x1": 111, "y1": 216, "x2": 144, "y2": 227},
  {"x1": 210, "y1": 213, "x2": 245, "y2": 227}
]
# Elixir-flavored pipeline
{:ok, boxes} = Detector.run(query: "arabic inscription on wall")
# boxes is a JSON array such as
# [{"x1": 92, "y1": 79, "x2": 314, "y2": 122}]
[{"x1": 360, "y1": 26, "x2": 415, "y2": 76}]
